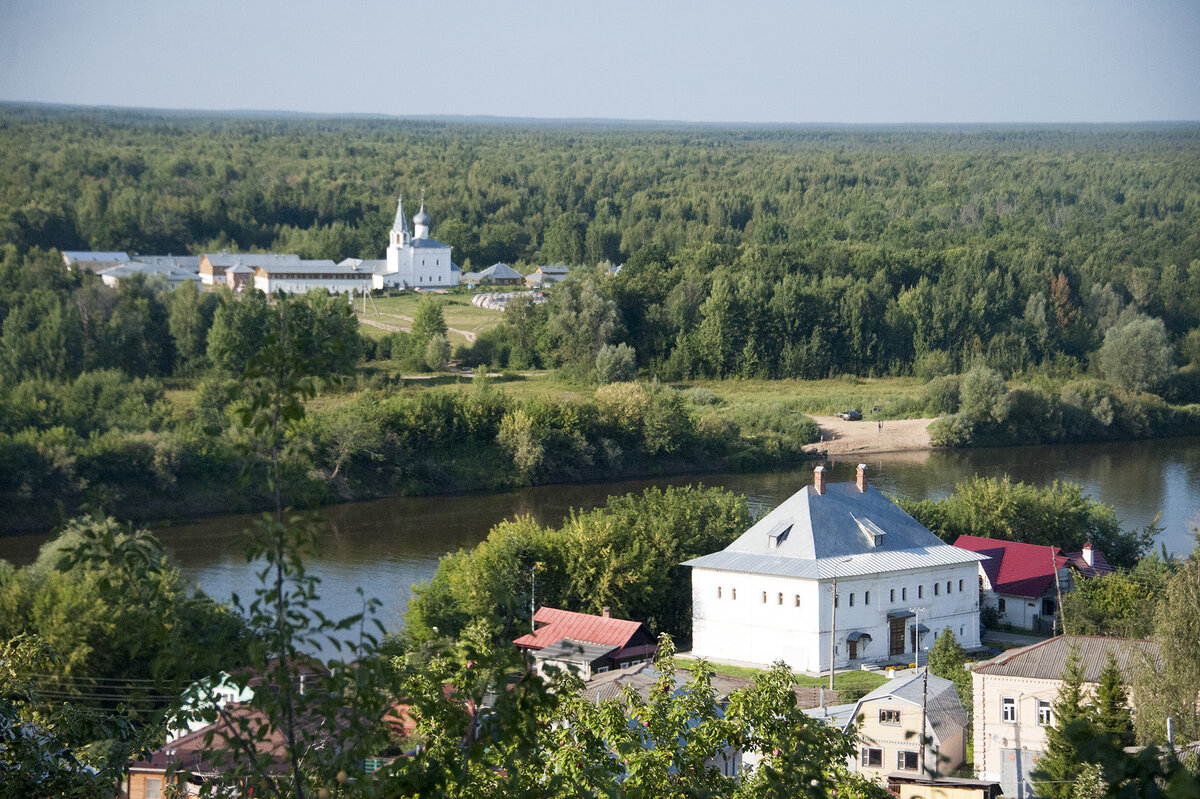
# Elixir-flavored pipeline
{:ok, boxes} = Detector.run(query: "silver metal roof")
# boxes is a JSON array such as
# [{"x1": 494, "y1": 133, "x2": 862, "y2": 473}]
[
  {"x1": 63, "y1": 250, "x2": 130, "y2": 263},
  {"x1": 682, "y1": 476, "x2": 985, "y2": 579},
  {"x1": 682, "y1": 543, "x2": 982, "y2": 580}
]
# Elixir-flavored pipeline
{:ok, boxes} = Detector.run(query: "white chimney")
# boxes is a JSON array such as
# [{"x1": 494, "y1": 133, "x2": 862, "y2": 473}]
[
  {"x1": 1082, "y1": 542, "x2": 1094, "y2": 567},
  {"x1": 856, "y1": 463, "x2": 868, "y2": 493},
  {"x1": 813, "y1": 465, "x2": 826, "y2": 495}
]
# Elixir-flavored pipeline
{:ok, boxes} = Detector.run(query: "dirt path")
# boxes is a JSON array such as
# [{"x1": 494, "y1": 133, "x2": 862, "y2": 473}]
[
  {"x1": 361, "y1": 311, "x2": 478, "y2": 343},
  {"x1": 803, "y1": 415, "x2": 936, "y2": 455}
]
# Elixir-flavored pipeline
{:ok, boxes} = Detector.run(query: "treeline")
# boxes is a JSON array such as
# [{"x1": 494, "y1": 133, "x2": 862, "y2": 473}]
[
  {"x1": 3, "y1": 107, "x2": 1199, "y2": 382},
  {"x1": 401, "y1": 485, "x2": 751, "y2": 648},
  {"x1": 0, "y1": 249, "x2": 819, "y2": 530}
]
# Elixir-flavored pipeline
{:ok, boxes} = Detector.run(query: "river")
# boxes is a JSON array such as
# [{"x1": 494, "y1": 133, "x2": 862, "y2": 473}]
[{"x1": 2, "y1": 438, "x2": 1198, "y2": 636}]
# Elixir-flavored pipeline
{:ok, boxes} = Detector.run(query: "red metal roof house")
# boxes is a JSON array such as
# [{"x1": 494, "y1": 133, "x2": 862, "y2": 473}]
[
  {"x1": 514, "y1": 606, "x2": 658, "y2": 681},
  {"x1": 953, "y1": 536, "x2": 1112, "y2": 633}
]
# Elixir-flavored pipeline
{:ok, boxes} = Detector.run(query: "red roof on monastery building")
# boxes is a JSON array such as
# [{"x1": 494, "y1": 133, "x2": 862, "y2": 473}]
[{"x1": 513, "y1": 607, "x2": 646, "y2": 652}]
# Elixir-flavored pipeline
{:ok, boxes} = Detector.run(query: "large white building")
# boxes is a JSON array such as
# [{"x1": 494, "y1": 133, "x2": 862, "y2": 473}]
[
  {"x1": 369, "y1": 196, "x2": 459, "y2": 290},
  {"x1": 683, "y1": 465, "x2": 984, "y2": 673}
]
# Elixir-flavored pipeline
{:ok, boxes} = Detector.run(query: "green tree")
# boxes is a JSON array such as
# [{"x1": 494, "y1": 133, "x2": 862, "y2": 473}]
[
  {"x1": 1092, "y1": 655, "x2": 1133, "y2": 749},
  {"x1": 594, "y1": 342, "x2": 637, "y2": 383},
  {"x1": 1134, "y1": 541, "x2": 1200, "y2": 745},
  {"x1": 1034, "y1": 650, "x2": 1091, "y2": 799},
  {"x1": 424, "y1": 332, "x2": 451, "y2": 371},
  {"x1": 1099, "y1": 314, "x2": 1174, "y2": 394},
  {"x1": 897, "y1": 476, "x2": 1151, "y2": 569},
  {"x1": 928, "y1": 628, "x2": 973, "y2": 730},
  {"x1": 410, "y1": 295, "x2": 448, "y2": 346},
  {"x1": 206, "y1": 288, "x2": 270, "y2": 374},
  {"x1": 166, "y1": 279, "x2": 218, "y2": 373}
]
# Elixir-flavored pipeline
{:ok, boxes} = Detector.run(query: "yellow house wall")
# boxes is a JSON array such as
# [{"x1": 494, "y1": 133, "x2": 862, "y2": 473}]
[
  {"x1": 898, "y1": 784, "x2": 989, "y2": 799},
  {"x1": 854, "y1": 694, "x2": 965, "y2": 782}
]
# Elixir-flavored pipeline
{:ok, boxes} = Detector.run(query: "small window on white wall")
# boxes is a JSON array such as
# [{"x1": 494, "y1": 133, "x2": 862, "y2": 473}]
[
  {"x1": 717, "y1": 587, "x2": 722, "y2": 599},
  {"x1": 732, "y1": 588, "x2": 737, "y2": 600},
  {"x1": 794, "y1": 595, "x2": 801, "y2": 608},
  {"x1": 778, "y1": 592, "x2": 783, "y2": 605},
  {"x1": 762, "y1": 591, "x2": 767, "y2": 604}
]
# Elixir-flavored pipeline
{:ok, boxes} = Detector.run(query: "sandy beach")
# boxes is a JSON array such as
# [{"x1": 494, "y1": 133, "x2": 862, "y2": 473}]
[{"x1": 803, "y1": 415, "x2": 936, "y2": 456}]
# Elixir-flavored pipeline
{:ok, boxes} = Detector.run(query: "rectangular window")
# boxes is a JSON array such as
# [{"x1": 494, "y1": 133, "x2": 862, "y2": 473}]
[
  {"x1": 861, "y1": 747, "x2": 883, "y2": 767},
  {"x1": 947, "y1": 581, "x2": 953, "y2": 593},
  {"x1": 998, "y1": 598, "x2": 1006, "y2": 613},
  {"x1": 794, "y1": 595, "x2": 801, "y2": 608},
  {"x1": 918, "y1": 585, "x2": 924, "y2": 599},
  {"x1": 959, "y1": 579, "x2": 964, "y2": 591},
  {"x1": 717, "y1": 587, "x2": 722, "y2": 599},
  {"x1": 902, "y1": 587, "x2": 907, "y2": 601},
  {"x1": 865, "y1": 591, "x2": 870, "y2": 605},
  {"x1": 778, "y1": 592, "x2": 783, "y2": 605},
  {"x1": 732, "y1": 588, "x2": 737, "y2": 600},
  {"x1": 1002, "y1": 697, "x2": 1017, "y2": 722},
  {"x1": 145, "y1": 779, "x2": 163, "y2": 799},
  {"x1": 898, "y1": 750, "x2": 920, "y2": 770},
  {"x1": 890, "y1": 588, "x2": 895, "y2": 602},
  {"x1": 762, "y1": 591, "x2": 768, "y2": 603},
  {"x1": 879, "y1": 709, "x2": 901, "y2": 725},
  {"x1": 934, "y1": 583, "x2": 940, "y2": 596},
  {"x1": 849, "y1": 593, "x2": 855, "y2": 607},
  {"x1": 1038, "y1": 700, "x2": 1053, "y2": 726}
]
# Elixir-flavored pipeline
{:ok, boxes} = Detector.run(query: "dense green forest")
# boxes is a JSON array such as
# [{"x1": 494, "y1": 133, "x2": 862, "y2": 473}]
[
  {"x1": 3, "y1": 106, "x2": 1200, "y2": 527},
  {"x1": 3, "y1": 106, "x2": 1198, "y2": 380}
]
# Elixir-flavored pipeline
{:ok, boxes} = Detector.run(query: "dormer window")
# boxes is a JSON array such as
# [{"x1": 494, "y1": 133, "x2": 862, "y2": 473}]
[
  {"x1": 767, "y1": 523, "x2": 792, "y2": 550},
  {"x1": 852, "y1": 515, "x2": 886, "y2": 547}
]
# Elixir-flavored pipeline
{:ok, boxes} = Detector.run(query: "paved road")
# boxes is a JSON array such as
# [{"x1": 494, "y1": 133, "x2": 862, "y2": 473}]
[{"x1": 983, "y1": 630, "x2": 1047, "y2": 647}]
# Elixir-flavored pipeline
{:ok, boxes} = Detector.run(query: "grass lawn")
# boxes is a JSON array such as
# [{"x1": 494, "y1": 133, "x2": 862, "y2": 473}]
[
  {"x1": 675, "y1": 377, "x2": 929, "y2": 419},
  {"x1": 358, "y1": 293, "x2": 506, "y2": 345},
  {"x1": 678, "y1": 660, "x2": 889, "y2": 692}
]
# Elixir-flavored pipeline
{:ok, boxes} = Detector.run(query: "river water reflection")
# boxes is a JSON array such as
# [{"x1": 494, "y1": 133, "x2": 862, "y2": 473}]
[{"x1": 3, "y1": 438, "x2": 1198, "y2": 635}]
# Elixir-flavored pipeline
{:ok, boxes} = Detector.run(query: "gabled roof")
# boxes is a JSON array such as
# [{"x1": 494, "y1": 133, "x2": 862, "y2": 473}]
[
  {"x1": 538, "y1": 264, "x2": 570, "y2": 275},
  {"x1": 480, "y1": 262, "x2": 523, "y2": 279},
  {"x1": 513, "y1": 607, "x2": 645, "y2": 652},
  {"x1": 682, "y1": 480, "x2": 984, "y2": 580},
  {"x1": 204, "y1": 253, "x2": 302, "y2": 268},
  {"x1": 63, "y1": 250, "x2": 129, "y2": 264},
  {"x1": 857, "y1": 672, "x2": 968, "y2": 744},
  {"x1": 952, "y1": 535, "x2": 1068, "y2": 598},
  {"x1": 1063, "y1": 548, "x2": 1114, "y2": 579},
  {"x1": 136, "y1": 254, "x2": 201, "y2": 272},
  {"x1": 99, "y1": 261, "x2": 199, "y2": 282},
  {"x1": 972, "y1": 634, "x2": 1158, "y2": 682}
]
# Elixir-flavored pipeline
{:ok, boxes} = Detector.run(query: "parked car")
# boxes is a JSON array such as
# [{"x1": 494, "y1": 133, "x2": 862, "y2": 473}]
[{"x1": 837, "y1": 409, "x2": 863, "y2": 421}]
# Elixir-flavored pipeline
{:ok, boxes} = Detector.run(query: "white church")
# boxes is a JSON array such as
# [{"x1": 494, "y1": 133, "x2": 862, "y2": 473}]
[
  {"x1": 340, "y1": 196, "x2": 460, "y2": 290},
  {"x1": 683, "y1": 465, "x2": 984, "y2": 674}
]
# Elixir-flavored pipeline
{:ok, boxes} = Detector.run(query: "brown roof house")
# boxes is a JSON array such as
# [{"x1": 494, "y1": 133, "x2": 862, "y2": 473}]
[
  {"x1": 971, "y1": 634, "x2": 1158, "y2": 799},
  {"x1": 513, "y1": 606, "x2": 658, "y2": 681}
]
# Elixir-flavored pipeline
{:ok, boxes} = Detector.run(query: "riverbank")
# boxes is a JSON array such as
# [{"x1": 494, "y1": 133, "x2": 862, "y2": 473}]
[{"x1": 804, "y1": 415, "x2": 935, "y2": 456}]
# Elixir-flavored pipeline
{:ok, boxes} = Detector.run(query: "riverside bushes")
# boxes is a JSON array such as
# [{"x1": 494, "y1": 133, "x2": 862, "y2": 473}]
[
  {"x1": 926, "y1": 366, "x2": 1200, "y2": 448},
  {"x1": 0, "y1": 377, "x2": 818, "y2": 532}
]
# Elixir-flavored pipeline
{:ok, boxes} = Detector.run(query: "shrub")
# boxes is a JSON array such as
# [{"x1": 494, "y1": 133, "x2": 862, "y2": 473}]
[
  {"x1": 682, "y1": 386, "x2": 722, "y2": 406},
  {"x1": 594, "y1": 343, "x2": 637, "y2": 384}
]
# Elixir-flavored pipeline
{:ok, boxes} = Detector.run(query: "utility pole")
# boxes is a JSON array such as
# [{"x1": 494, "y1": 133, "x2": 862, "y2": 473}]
[
  {"x1": 829, "y1": 574, "x2": 838, "y2": 692},
  {"x1": 530, "y1": 564, "x2": 537, "y2": 634},
  {"x1": 921, "y1": 655, "x2": 929, "y2": 775},
  {"x1": 1052, "y1": 547, "x2": 1066, "y2": 636}
]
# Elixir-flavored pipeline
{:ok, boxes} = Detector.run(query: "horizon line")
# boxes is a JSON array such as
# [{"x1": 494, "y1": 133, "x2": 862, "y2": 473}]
[{"x1": 2, "y1": 99, "x2": 1198, "y2": 129}]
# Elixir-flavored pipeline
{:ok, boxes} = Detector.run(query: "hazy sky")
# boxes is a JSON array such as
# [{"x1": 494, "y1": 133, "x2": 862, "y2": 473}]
[{"x1": 2, "y1": 0, "x2": 1198, "y2": 123}]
